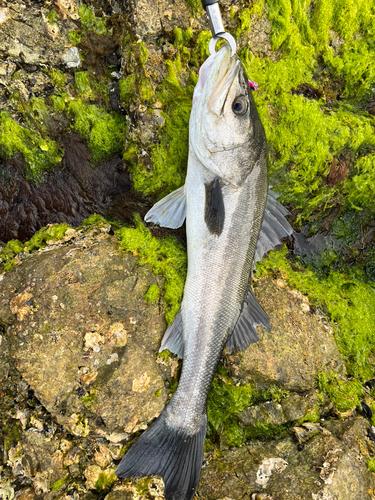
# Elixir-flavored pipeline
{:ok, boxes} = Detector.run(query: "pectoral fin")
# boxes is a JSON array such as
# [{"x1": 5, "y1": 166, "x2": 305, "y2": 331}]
[
  {"x1": 205, "y1": 177, "x2": 225, "y2": 236},
  {"x1": 144, "y1": 186, "x2": 186, "y2": 229}
]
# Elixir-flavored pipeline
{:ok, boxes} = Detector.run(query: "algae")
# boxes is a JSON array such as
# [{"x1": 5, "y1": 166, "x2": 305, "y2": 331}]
[
  {"x1": 116, "y1": 215, "x2": 187, "y2": 324},
  {"x1": 318, "y1": 371, "x2": 363, "y2": 414},
  {"x1": 144, "y1": 284, "x2": 160, "y2": 304},
  {"x1": 0, "y1": 224, "x2": 68, "y2": 272},
  {"x1": 78, "y1": 3, "x2": 108, "y2": 36},
  {"x1": 257, "y1": 246, "x2": 375, "y2": 381},
  {"x1": 51, "y1": 476, "x2": 68, "y2": 492},
  {"x1": 207, "y1": 365, "x2": 254, "y2": 447},
  {"x1": 94, "y1": 470, "x2": 116, "y2": 492},
  {"x1": 67, "y1": 100, "x2": 126, "y2": 163},
  {"x1": 0, "y1": 112, "x2": 63, "y2": 182}
]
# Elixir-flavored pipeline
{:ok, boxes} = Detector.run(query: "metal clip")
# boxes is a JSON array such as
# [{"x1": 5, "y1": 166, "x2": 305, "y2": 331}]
[
  {"x1": 209, "y1": 32, "x2": 237, "y2": 57},
  {"x1": 204, "y1": 2, "x2": 237, "y2": 57}
]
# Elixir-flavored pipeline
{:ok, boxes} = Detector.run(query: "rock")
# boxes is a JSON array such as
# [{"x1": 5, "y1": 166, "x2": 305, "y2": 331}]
[
  {"x1": 198, "y1": 417, "x2": 374, "y2": 500},
  {"x1": 0, "y1": 1, "x2": 77, "y2": 68},
  {"x1": 0, "y1": 227, "x2": 171, "y2": 437},
  {"x1": 240, "y1": 400, "x2": 287, "y2": 428},
  {"x1": 225, "y1": 279, "x2": 345, "y2": 391}
]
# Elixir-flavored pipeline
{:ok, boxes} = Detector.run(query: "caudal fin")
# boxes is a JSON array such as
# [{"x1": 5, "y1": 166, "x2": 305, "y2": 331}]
[{"x1": 115, "y1": 410, "x2": 207, "y2": 500}]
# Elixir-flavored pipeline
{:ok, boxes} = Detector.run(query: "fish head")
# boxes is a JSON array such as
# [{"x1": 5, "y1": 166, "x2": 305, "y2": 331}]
[{"x1": 190, "y1": 44, "x2": 267, "y2": 187}]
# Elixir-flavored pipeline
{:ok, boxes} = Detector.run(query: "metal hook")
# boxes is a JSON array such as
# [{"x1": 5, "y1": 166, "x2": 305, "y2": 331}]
[{"x1": 209, "y1": 32, "x2": 237, "y2": 57}]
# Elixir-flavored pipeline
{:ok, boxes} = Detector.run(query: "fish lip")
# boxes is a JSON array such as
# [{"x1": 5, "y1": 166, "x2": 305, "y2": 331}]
[{"x1": 208, "y1": 58, "x2": 240, "y2": 116}]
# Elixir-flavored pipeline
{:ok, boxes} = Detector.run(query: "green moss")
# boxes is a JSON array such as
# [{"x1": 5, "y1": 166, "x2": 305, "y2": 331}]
[
  {"x1": 257, "y1": 246, "x2": 375, "y2": 380},
  {"x1": 67, "y1": 100, "x2": 126, "y2": 163},
  {"x1": 0, "y1": 240, "x2": 24, "y2": 271},
  {"x1": 78, "y1": 3, "x2": 107, "y2": 35},
  {"x1": 318, "y1": 371, "x2": 363, "y2": 413},
  {"x1": 174, "y1": 27, "x2": 193, "y2": 48},
  {"x1": 50, "y1": 94, "x2": 67, "y2": 112},
  {"x1": 81, "y1": 390, "x2": 98, "y2": 409},
  {"x1": 136, "y1": 477, "x2": 152, "y2": 495},
  {"x1": 0, "y1": 224, "x2": 69, "y2": 272},
  {"x1": 185, "y1": 0, "x2": 203, "y2": 17},
  {"x1": 48, "y1": 69, "x2": 66, "y2": 89},
  {"x1": 24, "y1": 224, "x2": 68, "y2": 253},
  {"x1": 207, "y1": 365, "x2": 254, "y2": 447},
  {"x1": 244, "y1": 422, "x2": 289, "y2": 440},
  {"x1": 0, "y1": 111, "x2": 63, "y2": 182},
  {"x1": 144, "y1": 284, "x2": 160, "y2": 304},
  {"x1": 297, "y1": 405, "x2": 321, "y2": 424},
  {"x1": 236, "y1": 1, "x2": 264, "y2": 37},
  {"x1": 46, "y1": 9, "x2": 59, "y2": 24},
  {"x1": 119, "y1": 74, "x2": 136, "y2": 102},
  {"x1": 79, "y1": 214, "x2": 109, "y2": 227},
  {"x1": 154, "y1": 388, "x2": 162, "y2": 397},
  {"x1": 68, "y1": 30, "x2": 82, "y2": 46},
  {"x1": 51, "y1": 476, "x2": 68, "y2": 491},
  {"x1": 95, "y1": 470, "x2": 116, "y2": 491},
  {"x1": 130, "y1": 57, "x2": 194, "y2": 196},
  {"x1": 368, "y1": 457, "x2": 375, "y2": 473},
  {"x1": 4, "y1": 420, "x2": 23, "y2": 453},
  {"x1": 233, "y1": 0, "x2": 375, "y2": 225},
  {"x1": 75, "y1": 71, "x2": 92, "y2": 97},
  {"x1": 116, "y1": 215, "x2": 187, "y2": 324}
]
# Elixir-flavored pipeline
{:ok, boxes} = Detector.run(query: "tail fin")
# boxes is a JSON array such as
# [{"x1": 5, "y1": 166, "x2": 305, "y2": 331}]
[{"x1": 115, "y1": 410, "x2": 207, "y2": 500}]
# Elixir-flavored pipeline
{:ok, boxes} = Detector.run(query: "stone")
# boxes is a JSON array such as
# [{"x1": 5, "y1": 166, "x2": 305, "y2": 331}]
[
  {"x1": 225, "y1": 279, "x2": 345, "y2": 392},
  {"x1": 0, "y1": 231, "x2": 171, "y2": 437},
  {"x1": 198, "y1": 417, "x2": 374, "y2": 500}
]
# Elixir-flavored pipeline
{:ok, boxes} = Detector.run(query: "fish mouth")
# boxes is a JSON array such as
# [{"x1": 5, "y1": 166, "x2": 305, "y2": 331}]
[{"x1": 194, "y1": 44, "x2": 239, "y2": 109}]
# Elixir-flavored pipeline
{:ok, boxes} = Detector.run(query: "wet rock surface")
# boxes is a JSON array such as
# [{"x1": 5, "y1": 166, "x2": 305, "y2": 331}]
[
  {"x1": 0, "y1": 227, "x2": 374, "y2": 499},
  {"x1": 199, "y1": 417, "x2": 374, "y2": 500},
  {"x1": 226, "y1": 278, "x2": 345, "y2": 392},
  {"x1": 0, "y1": 224, "x2": 170, "y2": 438}
]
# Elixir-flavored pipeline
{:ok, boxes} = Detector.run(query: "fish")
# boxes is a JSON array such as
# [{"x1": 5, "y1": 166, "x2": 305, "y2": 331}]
[{"x1": 115, "y1": 43, "x2": 293, "y2": 500}]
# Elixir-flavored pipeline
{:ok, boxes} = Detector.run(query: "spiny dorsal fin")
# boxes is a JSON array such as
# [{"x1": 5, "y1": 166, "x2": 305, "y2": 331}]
[
  {"x1": 144, "y1": 186, "x2": 186, "y2": 229},
  {"x1": 253, "y1": 189, "x2": 294, "y2": 267},
  {"x1": 204, "y1": 177, "x2": 225, "y2": 236}
]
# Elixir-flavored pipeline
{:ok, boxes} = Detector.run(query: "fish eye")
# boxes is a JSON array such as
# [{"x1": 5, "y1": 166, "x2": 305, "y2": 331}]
[{"x1": 232, "y1": 97, "x2": 248, "y2": 116}]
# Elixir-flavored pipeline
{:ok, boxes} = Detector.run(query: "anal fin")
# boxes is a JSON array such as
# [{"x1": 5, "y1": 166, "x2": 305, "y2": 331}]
[
  {"x1": 159, "y1": 311, "x2": 184, "y2": 358},
  {"x1": 226, "y1": 288, "x2": 270, "y2": 352}
]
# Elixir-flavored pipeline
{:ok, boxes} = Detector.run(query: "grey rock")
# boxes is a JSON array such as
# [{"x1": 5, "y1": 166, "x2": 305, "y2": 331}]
[
  {"x1": 225, "y1": 279, "x2": 345, "y2": 392},
  {"x1": 198, "y1": 417, "x2": 374, "y2": 500}
]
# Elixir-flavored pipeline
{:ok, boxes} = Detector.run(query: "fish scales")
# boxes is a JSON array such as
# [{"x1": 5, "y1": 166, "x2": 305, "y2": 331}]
[
  {"x1": 169, "y1": 158, "x2": 267, "y2": 432},
  {"x1": 116, "y1": 44, "x2": 293, "y2": 500}
]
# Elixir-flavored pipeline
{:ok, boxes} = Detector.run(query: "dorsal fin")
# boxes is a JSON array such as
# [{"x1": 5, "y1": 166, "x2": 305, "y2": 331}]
[
  {"x1": 227, "y1": 190, "x2": 293, "y2": 353},
  {"x1": 253, "y1": 189, "x2": 294, "y2": 267},
  {"x1": 204, "y1": 177, "x2": 225, "y2": 236}
]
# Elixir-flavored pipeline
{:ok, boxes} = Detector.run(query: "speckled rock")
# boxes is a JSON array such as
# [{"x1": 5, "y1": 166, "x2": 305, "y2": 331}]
[
  {"x1": 0, "y1": 225, "x2": 171, "y2": 438},
  {"x1": 0, "y1": 1, "x2": 79, "y2": 79},
  {"x1": 198, "y1": 417, "x2": 374, "y2": 500},
  {"x1": 225, "y1": 279, "x2": 345, "y2": 392}
]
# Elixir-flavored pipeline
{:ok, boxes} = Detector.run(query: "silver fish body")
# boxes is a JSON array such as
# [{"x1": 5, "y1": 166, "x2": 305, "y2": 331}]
[{"x1": 116, "y1": 44, "x2": 292, "y2": 500}]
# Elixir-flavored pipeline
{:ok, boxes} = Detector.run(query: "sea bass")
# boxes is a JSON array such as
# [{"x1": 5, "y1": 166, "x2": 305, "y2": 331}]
[{"x1": 116, "y1": 44, "x2": 293, "y2": 500}]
